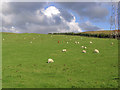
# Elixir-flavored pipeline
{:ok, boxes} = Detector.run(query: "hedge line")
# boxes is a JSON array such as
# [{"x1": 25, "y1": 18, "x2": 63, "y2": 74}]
[{"x1": 48, "y1": 32, "x2": 119, "y2": 39}]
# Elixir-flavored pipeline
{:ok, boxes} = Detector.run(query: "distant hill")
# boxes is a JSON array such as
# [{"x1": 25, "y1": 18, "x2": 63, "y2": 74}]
[{"x1": 81, "y1": 30, "x2": 119, "y2": 34}]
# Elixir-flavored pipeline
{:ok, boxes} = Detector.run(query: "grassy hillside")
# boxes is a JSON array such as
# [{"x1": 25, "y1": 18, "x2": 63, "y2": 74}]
[{"x1": 2, "y1": 33, "x2": 118, "y2": 88}]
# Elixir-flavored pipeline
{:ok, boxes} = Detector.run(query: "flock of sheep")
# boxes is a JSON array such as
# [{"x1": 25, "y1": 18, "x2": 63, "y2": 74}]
[
  {"x1": 2, "y1": 35, "x2": 113, "y2": 64},
  {"x1": 48, "y1": 38, "x2": 101, "y2": 63}
]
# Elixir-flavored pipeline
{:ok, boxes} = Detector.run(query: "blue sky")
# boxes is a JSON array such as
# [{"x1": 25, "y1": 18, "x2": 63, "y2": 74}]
[{"x1": 1, "y1": 2, "x2": 118, "y2": 33}]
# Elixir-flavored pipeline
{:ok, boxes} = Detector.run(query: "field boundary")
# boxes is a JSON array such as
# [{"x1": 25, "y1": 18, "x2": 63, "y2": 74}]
[{"x1": 49, "y1": 30, "x2": 119, "y2": 39}]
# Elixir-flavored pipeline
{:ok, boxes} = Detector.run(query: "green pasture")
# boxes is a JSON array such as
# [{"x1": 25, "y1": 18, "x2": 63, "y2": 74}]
[{"x1": 2, "y1": 33, "x2": 118, "y2": 88}]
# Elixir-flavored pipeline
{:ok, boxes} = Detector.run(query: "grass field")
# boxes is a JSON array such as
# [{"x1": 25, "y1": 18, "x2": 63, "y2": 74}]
[{"x1": 2, "y1": 33, "x2": 118, "y2": 88}]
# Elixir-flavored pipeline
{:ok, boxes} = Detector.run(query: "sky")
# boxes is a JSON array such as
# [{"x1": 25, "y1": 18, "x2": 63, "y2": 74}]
[{"x1": 1, "y1": 2, "x2": 119, "y2": 34}]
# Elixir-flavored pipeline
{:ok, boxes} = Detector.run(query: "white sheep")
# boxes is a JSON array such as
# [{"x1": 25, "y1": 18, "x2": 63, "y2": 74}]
[
  {"x1": 48, "y1": 58, "x2": 54, "y2": 63},
  {"x1": 78, "y1": 42, "x2": 79, "y2": 44},
  {"x1": 82, "y1": 50, "x2": 86, "y2": 53},
  {"x1": 84, "y1": 47, "x2": 87, "y2": 49},
  {"x1": 3, "y1": 38, "x2": 5, "y2": 40},
  {"x1": 62, "y1": 49, "x2": 67, "y2": 52},
  {"x1": 94, "y1": 49, "x2": 99, "y2": 53},
  {"x1": 75, "y1": 41, "x2": 77, "y2": 44},
  {"x1": 81, "y1": 46, "x2": 84, "y2": 48},
  {"x1": 30, "y1": 41, "x2": 32, "y2": 43},
  {"x1": 90, "y1": 41, "x2": 92, "y2": 44},
  {"x1": 111, "y1": 42, "x2": 114, "y2": 45}
]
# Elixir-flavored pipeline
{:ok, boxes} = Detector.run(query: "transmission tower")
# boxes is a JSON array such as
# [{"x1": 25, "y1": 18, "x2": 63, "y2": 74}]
[
  {"x1": 118, "y1": 1, "x2": 120, "y2": 39},
  {"x1": 110, "y1": 1, "x2": 118, "y2": 39}
]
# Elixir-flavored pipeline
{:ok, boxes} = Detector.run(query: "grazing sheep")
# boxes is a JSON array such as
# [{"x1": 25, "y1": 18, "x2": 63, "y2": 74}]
[
  {"x1": 75, "y1": 41, "x2": 79, "y2": 44},
  {"x1": 48, "y1": 58, "x2": 54, "y2": 63},
  {"x1": 94, "y1": 49, "x2": 99, "y2": 53},
  {"x1": 111, "y1": 42, "x2": 114, "y2": 45},
  {"x1": 82, "y1": 50, "x2": 86, "y2": 53},
  {"x1": 75, "y1": 41, "x2": 77, "y2": 44},
  {"x1": 3, "y1": 38, "x2": 4, "y2": 40},
  {"x1": 30, "y1": 41, "x2": 32, "y2": 43},
  {"x1": 90, "y1": 41, "x2": 92, "y2": 44},
  {"x1": 62, "y1": 49, "x2": 67, "y2": 52},
  {"x1": 81, "y1": 46, "x2": 84, "y2": 48},
  {"x1": 84, "y1": 47, "x2": 87, "y2": 49}
]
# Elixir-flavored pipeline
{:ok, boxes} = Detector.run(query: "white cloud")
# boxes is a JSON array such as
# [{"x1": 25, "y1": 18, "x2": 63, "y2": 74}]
[
  {"x1": 34, "y1": 6, "x2": 82, "y2": 33},
  {"x1": 41, "y1": 6, "x2": 60, "y2": 18},
  {"x1": 66, "y1": 16, "x2": 82, "y2": 32},
  {"x1": 2, "y1": 3, "x2": 105, "y2": 34},
  {"x1": 58, "y1": 16, "x2": 82, "y2": 32},
  {"x1": 3, "y1": 26, "x2": 19, "y2": 33}
]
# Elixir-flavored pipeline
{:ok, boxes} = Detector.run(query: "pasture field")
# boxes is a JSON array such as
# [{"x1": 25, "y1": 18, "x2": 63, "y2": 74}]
[{"x1": 2, "y1": 33, "x2": 118, "y2": 88}]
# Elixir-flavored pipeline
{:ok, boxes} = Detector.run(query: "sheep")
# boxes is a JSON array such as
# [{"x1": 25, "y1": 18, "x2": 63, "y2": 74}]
[
  {"x1": 94, "y1": 49, "x2": 99, "y2": 53},
  {"x1": 90, "y1": 41, "x2": 92, "y2": 44},
  {"x1": 48, "y1": 58, "x2": 54, "y2": 63},
  {"x1": 30, "y1": 41, "x2": 32, "y2": 43},
  {"x1": 3, "y1": 38, "x2": 5, "y2": 40},
  {"x1": 111, "y1": 42, "x2": 114, "y2": 45},
  {"x1": 75, "y1": 41, "x2": 79, "y2": 44},
  {"x1": 82, "y1": 50, "x2": 86, "y2": 53},
  {"x1": 75, "y1": 41, "x2": 78, "y2": 44},
  {"x1": 81, "y1": 46, "x2": 84, "y2": 48},
  {"x1": 67, "y1": 42, "x2": 69, "y2": 44},
  {"x1": 81, "y1": 46, "x2": 87, "y2": 49},
  {"x1": 62, "y1": 49, "x2": 67, "y2": 52},
  {"x1": 84, "y1": 47, "x2": 87, "y2": 49}
]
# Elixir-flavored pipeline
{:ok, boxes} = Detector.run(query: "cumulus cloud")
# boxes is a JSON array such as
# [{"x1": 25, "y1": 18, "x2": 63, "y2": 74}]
[
  {"x1": 1, "y1": 2, "x2": 109, "y2": 34},
  {"x1": 41, "y1": 6, "x2": 60, "y2": 18},
  {"x1": 2, "y1": 3, "x2": 82, "y2": 33},
  {"x1": 58, "y1": 16, "x2": 82, "y2": 32}
]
